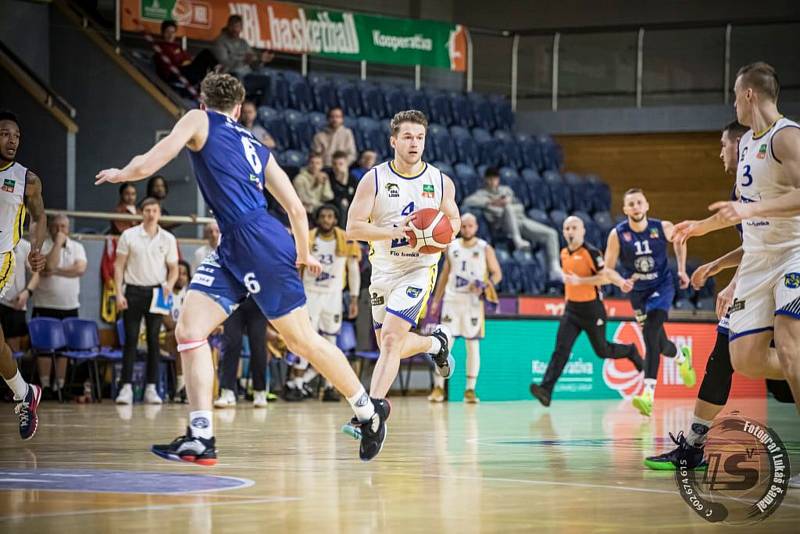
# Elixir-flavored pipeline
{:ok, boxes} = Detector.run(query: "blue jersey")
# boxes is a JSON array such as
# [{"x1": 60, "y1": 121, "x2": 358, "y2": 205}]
[
  {"x1": 189, "y1": 111, "x2": 270, "y2": 231},
  {"x1": 616, "y1": 218, "x2": 670, "y2": 292}
]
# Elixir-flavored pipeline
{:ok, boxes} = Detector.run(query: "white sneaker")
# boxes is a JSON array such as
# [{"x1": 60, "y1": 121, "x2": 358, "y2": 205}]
[
  {"x1": 253, "y1": 391, "x2": 267, "y2": 408},
  {"x1": 789, "y1": 473, "x2": 800, "y2": 489},
  {"x1": 214, "y1": 388, "x2": 237, "y2": 409},
  {"x1": 144, "y1": 385, "x2": 163, "y2": 405},
  {"x1": 115, "y1": 384, "x2": 133, "y2": 405}
]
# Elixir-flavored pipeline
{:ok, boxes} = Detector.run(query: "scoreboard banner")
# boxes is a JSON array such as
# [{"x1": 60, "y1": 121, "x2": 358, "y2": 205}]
[
  {"x1": 122, "y1": 0, "x2": 469, "y2": 71},
  {"x1": 447, "y1": 318, "x2": 766, "y2": 402}
]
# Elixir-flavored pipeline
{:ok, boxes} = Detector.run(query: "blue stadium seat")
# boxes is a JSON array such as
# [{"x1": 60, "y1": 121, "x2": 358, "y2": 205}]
[
  {"x1": 492, "y1": 97, "x2": 514, "y2": 130},
  {"x1": 312, "y1": 79, "x2": 338, "y2": 113},
  {"x1": 586, "y1": 176, "x2": 612, "y2": 213},
  {"x1": 384, "y1": 88, "x2": 408, "y2": 116},
  {"x1": 505, "y1": 175, "x2": 530, "y2": 209},
  {"x1": 493, "y1": 129, "x2": 513, "y2": 142},
  {"x1": 471, "y1": 127, "x2": 492, "y2": 143},
  {"x1": 408, "y1": 90, "x2": 430, "y2": 117},
  {"x1": 519, "y1": 138, "x2": 544, "y2": 171},
  {"x1": 283, "y1": 109, "x2": 314, "y2": 151},
  {"x1": 243, "y1": 72, "x2": 273, "y2": 106},
  {"x1": 549, "y1": 209, "x2": 568, "y2": 230},
  {"x1": 500, "y1": 140, "x2": 524, "y2": 169},
  {"x1": 337, "y1": 83, "x2": 363, "y2": 117},
  {"x1": 361, "y1": 84, "x2": 387, "y2": 120},
  {"x1": 478, "y1": 140, "x2": 503, "y2": 167},
  {"x1": 499, "y1": 166, "x2": 520, "y2": 182},
  {"x1": 543, "y1": 170, "x2": 572, "y2": 211},
  {"x1": 380, "y1": 118, "x2": 392, "y2": 137},
  {"x1": 280, "y1": 150, "x2": 305, "y2": 169},
  {"x1": 471, "y1": 98, "x2": 495, "y2": 130},
  {"x1": 526, "y1": 208, "x2": 551, "y2": 227},
  {"x1": 538, "y1": 135, "x2": 563, "y2": 171},
  {"x1": 430, "y1": 128, "x2": 456, "y2": 164},
  {"x1": 288, "y1": 79, "x2": 314, "y2": 112},
  {"x1": 454, "y1": 135, "x2": 480, "y2": 167},
  {"x1": 433, "y1": 161, "x2": 454, "y2": 178},
  {"x1": 454, "y1": 163, "x2": 480, "y2": 196},
  {"x1": 593, "y1": 210, "x2": 613, "y2": 231},
  {"x1": 449, "y1": 125, "x2": 471, "y2": 140},
  {"x1": 498, "y1": 260, "x2": 524, "y2": 294},
  {"x1": 450, "y1": 93, "x2": 474, "y2": 128},
  {"x1": 525, "y1": 175, "x2": 551, "y2": 212},
  {"x1": 521, "y1": 167, "x2": 541, "y2": 182},
  {"x1": 520, "y1": 258, "x2": 545, "y2": 295},
  {"x1": 308, "y1": 111, "x2": 326, "y2": 131},
  {"x1": 257, "y1": 105, "x2": 280, "y2": 124},
  {"x1": 428, "y1": 93, "x2": 454, "y2": 126},
  {"x1": 264, "y1": 112, "x2": 289, "y2": 150}
]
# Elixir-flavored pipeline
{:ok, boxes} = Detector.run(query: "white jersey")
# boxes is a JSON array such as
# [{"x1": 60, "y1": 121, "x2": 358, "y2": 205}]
[
  {"x1": 738, "y1": 117, "x2": 800, "y2": 254},
  {"x1": 368, "y1": 161, "x2": 444, "y2": 275},
  {"x1": 445, "y1": 238, "x2": 488, "y2": 296},
  {"x1": 303, "y1": 233, "x2": 348, "y2": 294},
  {"x1": 0, "y1": 162, "x2": 27, "y2": 254}
]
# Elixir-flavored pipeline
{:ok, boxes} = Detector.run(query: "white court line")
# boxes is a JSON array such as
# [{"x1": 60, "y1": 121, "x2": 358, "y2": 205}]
[{"x1": 0, "y1": 496, "x2": 301, "y2": 521}]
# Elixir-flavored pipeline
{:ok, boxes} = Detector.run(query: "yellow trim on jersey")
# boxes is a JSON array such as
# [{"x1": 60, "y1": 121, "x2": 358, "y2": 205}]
[
  {"x1": 389, "y1": 160, "x2": 428, "y2": 179},
  {"x1": 12, "y1": 202, "x2": 26, "y2": 246},
  {"x1": 416, "y1": 264, "x2": 438, "y2": 323},
  {"x1": 752, "y1": 115, "x2": 785, "y2": 140},
  {"x1": 0, "y1": 161, "x2": 13, "y2": 172},
  {"x1": 0, "y1": 251, "x2": 15, "y2": 294}
]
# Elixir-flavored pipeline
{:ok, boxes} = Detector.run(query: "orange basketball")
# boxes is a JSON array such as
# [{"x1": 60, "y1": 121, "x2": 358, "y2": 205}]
[{"x1": 405, "y1": 208, "x2": 453, "y2": 254}]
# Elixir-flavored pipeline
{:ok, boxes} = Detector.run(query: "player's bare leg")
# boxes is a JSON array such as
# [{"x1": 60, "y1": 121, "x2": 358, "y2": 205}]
[
  {"x1": 1, "y1": 325, "x2": 40, "y2": 440},
  {"x1": 729, "y1": 331, "x2": 784, "y2": 380},
  {"x1": 773, "y1": 315, "x2": 800, "y2": 414}
]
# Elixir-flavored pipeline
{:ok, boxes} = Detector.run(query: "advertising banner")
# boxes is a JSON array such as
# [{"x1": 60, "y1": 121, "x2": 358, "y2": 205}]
[
  {"x1": 121, "y1": 0, "x2": 468, "y2": 71},
  {"x1": 518, "y1": 296, "x2": 635, "y2": 318},
  {"x1": 448, "y1": 318, "x2": 766, "y2": 402}
]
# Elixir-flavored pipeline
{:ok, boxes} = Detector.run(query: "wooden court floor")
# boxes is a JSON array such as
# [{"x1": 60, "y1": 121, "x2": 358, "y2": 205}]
[{"x1": 1, "y1": 397, "x2": 798, "y2": 533}]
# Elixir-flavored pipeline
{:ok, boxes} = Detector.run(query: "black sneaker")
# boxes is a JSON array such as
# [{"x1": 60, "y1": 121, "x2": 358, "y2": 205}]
[
  {"x1": 151, "y1": 427, "x2": 218, "y2": 466},
  {"x1": 644, "y1": 431, "x2": 707, "y2": 471},
  {"x1": 283, "y1": 385, "x2": 305, "y2": 402},
  {"x1": 321, "y1": 387, "x2": 340, "y2": 402},
  {"x1": 358, "y1": 398, "x2": 390, "y2": 461},
  {"x1": 530, "y1": 383, "x2": 552, "y2": 407},
  {"x1": 16, "y1": 384, "x2": 42, "y2": 440},
  {"x1": 430, "y1": 325, "x2": 455, "y2": 378}
]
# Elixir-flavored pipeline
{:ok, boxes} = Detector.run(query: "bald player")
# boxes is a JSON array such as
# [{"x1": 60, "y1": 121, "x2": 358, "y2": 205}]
[
  {"x1": 530, "y1": 216, "x2": 643, "y2": 406},
  {"x1": 429, "y1": 213, "x2": 502, "y2": 403}
]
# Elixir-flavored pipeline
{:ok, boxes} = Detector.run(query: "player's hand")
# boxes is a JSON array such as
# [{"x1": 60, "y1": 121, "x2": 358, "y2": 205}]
[
  {"x1": 677, "y1": 271, "x2": 690, "y2": 290},
  {"x1": 12, "y1": 290, "x2": 29, "y2": 310},
  {"x1": 672, "y1": 220, "x2": 702, "y2": 244},
  {"x1": 95, "y1": 168, "x2": 126, "y2": 185},
  {"x1": 28, "y1": 249, "x2": 46, "y2": 273},
  {"x1": 619, "y1": 278, "x2": 634, "y2": 293},
  {"x1": 348, "y1": 299, "x2": 359, "y2": 319},
  {"x1": 709, "y1": 200, "x2": 752, "y2": 224},
  {"x1": 691, "y1": 262, "x2": 715, "y2": 290},
  {"x1": 297, "y1": 254, "x2": 322, "y2": 276},
  {"x1": 562, "y1": 273, "x2": 582, "y2": 286},
  {"x1": 116, "y1": 294, "x2": 128, "y2": 311},
  {"x1": 391, "y1": 217, "x2": 414, "y2": 241},
  {"x1": 716, "y1": 281, "x2": 736, "y2": 320}
]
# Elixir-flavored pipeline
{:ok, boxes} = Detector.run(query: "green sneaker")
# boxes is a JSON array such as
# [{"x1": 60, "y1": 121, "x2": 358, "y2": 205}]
[
  {"x1": 632, "y1": 391, "x2": 653, "y2": 417},
  {"x1": 678, "y1": 346, "x2": 696, "y2": 388}
]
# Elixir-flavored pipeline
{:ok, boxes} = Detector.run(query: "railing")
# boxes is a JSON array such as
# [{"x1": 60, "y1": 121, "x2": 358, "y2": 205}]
[{"x1": 44, "y1": 209, "x2": 215, "y2": 226}]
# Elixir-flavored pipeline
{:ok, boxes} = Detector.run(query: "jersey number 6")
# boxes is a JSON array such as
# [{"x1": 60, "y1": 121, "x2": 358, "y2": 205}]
[{"x1": 243, "y1": 272, "x2": 261, "y2": 294}]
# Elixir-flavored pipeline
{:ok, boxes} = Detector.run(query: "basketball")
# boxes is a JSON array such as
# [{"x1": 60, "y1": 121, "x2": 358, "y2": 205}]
[{"x1": 405, "y1": 208, "x2": 453, "y2": 254}]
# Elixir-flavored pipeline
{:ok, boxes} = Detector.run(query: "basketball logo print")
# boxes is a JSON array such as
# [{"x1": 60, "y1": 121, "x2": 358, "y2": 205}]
[{"x1": 602, "y1": 321, "x2": 644, "y2": 399}]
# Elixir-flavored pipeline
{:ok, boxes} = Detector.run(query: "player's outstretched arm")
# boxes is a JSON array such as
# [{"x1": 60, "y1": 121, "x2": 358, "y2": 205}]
[
  {"x1": 95, "y1": 110, "x2": 207, "y2": 185},
  {"x1": 345, "y1": 171, "x2": 408, "y2": 242},
  {"x1": 691, "y1": 246, "x2": 743, "y2": 290},
  {"x1": 441, "y1": 174, "x2": 461, "y2": 236},
  {"x1": 672, "y1": 211, "x2": 732, "y2": 244},
  {"x1": 264, "y1": 156, "x2": 320, "y2": 275}
]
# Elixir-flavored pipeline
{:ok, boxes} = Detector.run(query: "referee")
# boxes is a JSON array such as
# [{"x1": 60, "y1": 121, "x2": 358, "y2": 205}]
[{"x1": 530, "y1": 216, "x2": 643, "y2": 406}]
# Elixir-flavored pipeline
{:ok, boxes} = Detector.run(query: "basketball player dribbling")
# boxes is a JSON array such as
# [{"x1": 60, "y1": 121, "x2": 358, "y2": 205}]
[
  {"x1": 0, "y1": 110, "x2": 47, "y2": 440},
  {"x1": 96, "y1": 74, "x2": 388, "y2": 463},
  {"x1": 672, "y1": 63, "x2": 800, "y2": 487},
  {"x1": 343, "y1": 110, "x2": 460, "y2": 436}
]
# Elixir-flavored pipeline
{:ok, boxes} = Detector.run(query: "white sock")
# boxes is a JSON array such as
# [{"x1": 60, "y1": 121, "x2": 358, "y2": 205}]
[
  {"x1": 687, "y1": 415, "x2": 713, "y2": 446},
  {"x1": 347, "y1": 387, "x2": 375, "y2": 423},
  {"x1": 301, "y1": 368, "x2": 319, "y2": 384},
  {"x1": 433, "y1": 374, "x2": 445, "y2": 389},
  {"x1": 674, "y1": 349, "x2": 686, "y2": 365},
  {"x1": 56, "y1": 378, "x2": 65, "y2": 390},
  {"x1": 466, "y1": 340, "x2": 480, "y2": 390},
  {"x1": 176, "y1": 374, "x2": 185, "y2": 392},
  {"x1": 189, "y1": 410, "x2": 214, "y2": 439},
  {"x1": 40, "y1": 375, "x2": 50, "y2": 389},
  {"x1": 428, "y1": 336, "x2": 442, "y2": 355},
  {"x1": 643, "y1": 378, "x2": 657, "y2": 396},
  {"x1": 5, "y1": 370, "x2": 28, "y2": 400}
]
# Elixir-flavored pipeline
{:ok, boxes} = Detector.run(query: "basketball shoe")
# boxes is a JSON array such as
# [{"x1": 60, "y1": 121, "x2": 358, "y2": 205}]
[
  {"x1": 430, "y1": 325, "x2": 455, "y2": 378},
  {"x1": 644, "y1": 431, "x2": 706, "y2": 471},
  {"x1": 151, "y1": 428, "x2": 217, "y2": 466}
]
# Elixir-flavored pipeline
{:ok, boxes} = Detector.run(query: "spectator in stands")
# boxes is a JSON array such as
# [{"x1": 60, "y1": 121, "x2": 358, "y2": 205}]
[
  {"x1": 293, "y1": 152, "x2": 333, "y2": 215},
  {"x1": 312, "y1": 107, "x2": 356, "y2": 166},
  {"x1": 464, "y1": 168, "x2": 562, "y2": 279},
  {"x1": 0, "y1": 238, "x2": 39, "y2": 352},
  {"x1": 192, "y1": 221, "x2": 220, "y2": 271},
  {"x1": 33, "y1": 215, "x2": 88, "y2": 397},
  {"x1": 351, "y1": 149, "x2": 377, "y2": 181},
  {"x1": 213, "y1": 15, "x2": 273, "y2": 77},
  {"x1": 114, "y1": 198, "x2": 179, "y2": 406},
  {"x1": 112, "y1": 183, "x2": 139, "y2": 235},
  {"x1": 154, "y1": 20, "x2": 218, "y2": 89},
  {"x1": 239, "y1": 100, "x2": 276, "y2": 149},
  {"x1": 163, "y1": 259, "x2": 191, "y2": 402},
  {"x1": 329, "y1": 150, "x2": 358, "y2": 227},
  {"x1": 144, "y1": 175, "x2": 179, "y2": 231}
]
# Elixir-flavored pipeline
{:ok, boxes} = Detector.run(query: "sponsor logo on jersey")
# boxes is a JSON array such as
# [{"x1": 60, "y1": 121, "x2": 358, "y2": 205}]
[
  {"x1": 729, "y1": 298, "x2": 745, "y2": 313},
  {"x1": 370, "y1": 292, "x2": 385, "y2": 306},
  {"x1": 456, "y1": 276, "x2": 469, "y2": 288},
  {"x1": 470, "y1": 317, "x2": 478, "y2": 326},
  {"x1": 385, "y1": 183, "x2": 400, "y2": 198},
  {"x1": 622, "y1": 232, "x2": 632, "y2": 242},
  {"x1": 649, "y1": 228, "x2": 659, "y2": 239},
  {"x1": 192, "y1": 274, "x2": 216, "y2": 287},
  {"x1": 757, "y1": 143, "x2": 767, "y2": 159},
  {"x1": 473, "y1": 251, "x2": 479, "y2": 258},
  {"x1": 422, "y1": 184, "x2": 435, "y2": 198},
  {"x1": 634, "y1": 255, "x2": 655, "y2": 273},
  {"x1": 249, "y1": 174, "x2": 263, "y2": 190},
  {"x1": 784, "y1": 273, "x2": 800, "y2": 289},
  {"x1": 406, "y1": 286, "x2": 422, "y2": 298},
  {"x1": 2, "y1": 179, "x2": 15, "y2": 192},
  {"x1": 333, "y1": 314, "x2": 340, "y2": 323}
]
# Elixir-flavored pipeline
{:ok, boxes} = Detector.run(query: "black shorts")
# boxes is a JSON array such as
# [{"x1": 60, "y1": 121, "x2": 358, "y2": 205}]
[
  {"x1": 32, "y1": 307, "x2": 79, "y2": 320},
  {"x1": 0, "y1": 303, "x2": 27, "y2": 338}
]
